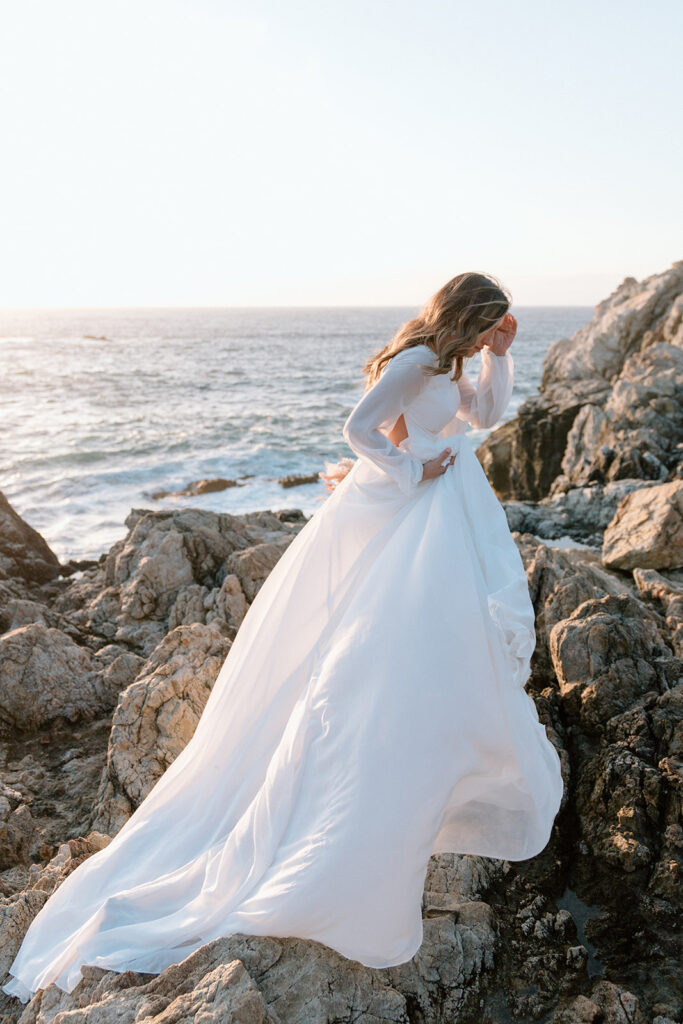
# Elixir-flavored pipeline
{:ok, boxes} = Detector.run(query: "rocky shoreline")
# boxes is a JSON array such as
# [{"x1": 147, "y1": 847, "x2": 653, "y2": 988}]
[{"x1": 0, "y1": 263, "x2": 681, "y2": 1023}]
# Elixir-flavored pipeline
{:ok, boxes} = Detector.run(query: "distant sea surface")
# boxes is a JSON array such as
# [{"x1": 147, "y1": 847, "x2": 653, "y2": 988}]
[{"x1": 0, "y1": 306, "x2": 592, "y2": 563}]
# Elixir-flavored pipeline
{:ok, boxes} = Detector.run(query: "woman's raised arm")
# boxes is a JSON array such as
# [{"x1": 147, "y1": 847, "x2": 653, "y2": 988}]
[{"x1": 454, "y1": 347, "x2": 514, "y2": 430}]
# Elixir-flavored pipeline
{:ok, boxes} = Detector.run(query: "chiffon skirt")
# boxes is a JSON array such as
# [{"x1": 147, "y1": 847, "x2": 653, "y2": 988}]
[{"x1": 3, "y1": 431, "x2": 564, "y2": 1003}]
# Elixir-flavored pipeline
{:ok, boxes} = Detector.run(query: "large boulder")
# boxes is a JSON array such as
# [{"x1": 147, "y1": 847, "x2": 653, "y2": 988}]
[
  {"x1": 0, "y1": 493, "x2": 63, "y2": 585},
  {"x1": 89, "y1": 623, "x2": 232, "y2": 834},
  {"x1": 477, "y1": 262, "x2": 683, "y2": 501},
  {"x1": 549, "y1": 593, "x2": 677, "y2": 733},
  {"x1": 548, "y1": 591, "x2": 682, "y2": 897},
  {"x1": 0, "y1": 624, "x2": 141, "y2": 735},
  {"x1": 518, "y1": 537, "x2": 632, "y2": 686},
  {"x1": 541, "y1": 269, "x2": 682, "y2": 392},
  {"x1": 560, "y1": 339, "x2": 683, "y2": 488},
  {"x1": 57, "y1": 508, "x2": 306, "y2": 656},
  {"x1": 601, "y1": 480, "x2": 683, "y2": 570}
]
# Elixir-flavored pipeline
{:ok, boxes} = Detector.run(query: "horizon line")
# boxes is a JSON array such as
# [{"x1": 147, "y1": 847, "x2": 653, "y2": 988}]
[{"x1": 0, "y1": 302, "x2": 595, "y2": 312}]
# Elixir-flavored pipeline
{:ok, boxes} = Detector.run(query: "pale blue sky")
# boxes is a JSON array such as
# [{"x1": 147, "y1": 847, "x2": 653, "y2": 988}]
[{"x1": 0, "y1": 0, "x2": 680, "y2": 306}]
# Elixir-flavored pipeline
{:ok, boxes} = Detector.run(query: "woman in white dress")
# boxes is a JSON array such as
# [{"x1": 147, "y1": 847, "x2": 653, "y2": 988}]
[{"x1": 3, "y1": 271, "x2": 564, "y2": 1003}]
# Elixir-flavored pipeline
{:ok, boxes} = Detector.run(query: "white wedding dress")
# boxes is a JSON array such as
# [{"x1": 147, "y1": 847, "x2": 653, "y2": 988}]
[{"x1": 3, "y1": 344, "x2": 564, "y2": 1003}]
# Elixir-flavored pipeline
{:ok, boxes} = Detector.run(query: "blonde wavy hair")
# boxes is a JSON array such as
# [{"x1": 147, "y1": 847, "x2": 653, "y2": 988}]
[{"x1": 362, "y1": 271, "x2": 512, "y2": 389}]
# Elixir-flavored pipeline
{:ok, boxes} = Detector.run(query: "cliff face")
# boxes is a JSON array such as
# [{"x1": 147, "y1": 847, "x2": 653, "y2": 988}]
[
  {"x1": 478, "y1": 261, "x2": 683, "y2": 501},
  {"x1": 0, "y1": 266, "x2": 682, "y2": 1022}
]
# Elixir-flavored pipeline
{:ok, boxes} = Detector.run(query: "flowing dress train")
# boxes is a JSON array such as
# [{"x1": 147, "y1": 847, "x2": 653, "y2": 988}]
[{"x1": 2, "y1": 344, "x2": 564, "y2": 1003}]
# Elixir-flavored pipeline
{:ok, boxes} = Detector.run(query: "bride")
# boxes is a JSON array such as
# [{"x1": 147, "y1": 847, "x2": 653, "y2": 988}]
[{"x1": 3, "y1": 271, "x2": 564, "y2": 1003}]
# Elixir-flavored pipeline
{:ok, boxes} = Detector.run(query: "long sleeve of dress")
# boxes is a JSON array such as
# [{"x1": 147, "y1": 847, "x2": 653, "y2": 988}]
[
  {"x1": 342, "y1": 348, "x2": 429, "y2": 495},
  {"x1": 453, "y1": 348, "x2": 514, "y2": 430}
]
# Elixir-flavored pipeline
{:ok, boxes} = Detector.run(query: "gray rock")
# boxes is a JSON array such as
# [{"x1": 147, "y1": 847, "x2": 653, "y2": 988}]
[
  {"x1": 602, "y1": 480, "x2": 683, "y2": 570},
  {"x1": 0, "y1": 624, "x2": 132, "y2": 735},
  {"x1": 89, "y1": 623, "x2": 232, "y2": 834},
  {"x1": 477, "y1": 261, "x2": 683, "y2": 501},
  {"x1": 0, "y1": 494, "x2": 63, "y2": 586}
]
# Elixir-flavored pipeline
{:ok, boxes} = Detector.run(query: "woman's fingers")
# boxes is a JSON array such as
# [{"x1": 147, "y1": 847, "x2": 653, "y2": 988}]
[
  {"x1": 438, "y1": 448, "x2": 456, "y2": 474},
  {"x1": 439, "y1": 447, "x2": 454, "y2": 471},
  {"x1": 421, "y1": 447, "x2": 457, "y2": 481}
]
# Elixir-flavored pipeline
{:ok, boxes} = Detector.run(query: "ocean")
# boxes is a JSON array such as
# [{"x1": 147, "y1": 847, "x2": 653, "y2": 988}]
[{"x1": 0, "y1": 306, "x2": 592, "y2": 564}]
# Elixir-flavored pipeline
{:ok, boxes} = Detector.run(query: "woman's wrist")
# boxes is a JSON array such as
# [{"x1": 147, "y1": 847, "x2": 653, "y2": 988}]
[{"x1": 484, "y1": 342, "x2": 511, "y2": 357}]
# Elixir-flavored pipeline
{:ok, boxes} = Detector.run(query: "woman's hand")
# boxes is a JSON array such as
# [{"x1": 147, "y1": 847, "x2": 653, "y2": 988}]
[
  {"x1": 319, "y1": 456, "x2": 355, "y2": 493},
  {"x1": 421, "y1": 448, "x2": 456, "y2": 481},
  {"x1": 486, "y1": 313, "x2": 517, "y2": 356}
]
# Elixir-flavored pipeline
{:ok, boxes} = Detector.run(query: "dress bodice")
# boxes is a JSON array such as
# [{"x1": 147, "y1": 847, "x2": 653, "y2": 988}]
[
  {"x1": 402, "y1": 347, "x2": 463, "y2": 434},
  {"x1": 342, "y1": 343, "x2": 514, "y2": 495}
]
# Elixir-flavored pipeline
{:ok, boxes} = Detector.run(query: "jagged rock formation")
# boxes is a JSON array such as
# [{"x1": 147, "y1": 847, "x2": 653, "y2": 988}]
[
  {"x1": 71, "y1": 506, "x2": 307, "y2": 655},
  {"x1": 0, "y1": 494, "x2": 63, "y2": 586},
  {"x1": 89, "y1": 623, "x2": 233, "y2": 834},
  {"x1": 478, "y1": 261, "x2": 683, "y2": 504}
]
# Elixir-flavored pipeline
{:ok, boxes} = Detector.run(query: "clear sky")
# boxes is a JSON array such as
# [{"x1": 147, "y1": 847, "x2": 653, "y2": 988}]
[{"x1": 0, "y1": 0, "x2": 680, "y2": 307}]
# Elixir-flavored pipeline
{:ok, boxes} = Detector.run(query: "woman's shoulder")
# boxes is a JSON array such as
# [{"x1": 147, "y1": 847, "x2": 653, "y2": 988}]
[{"x1": 388, "y1": 344, "x2": 437, "y2": 366}]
